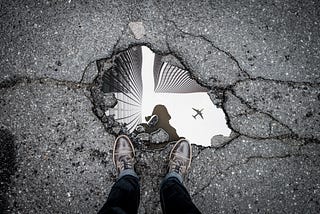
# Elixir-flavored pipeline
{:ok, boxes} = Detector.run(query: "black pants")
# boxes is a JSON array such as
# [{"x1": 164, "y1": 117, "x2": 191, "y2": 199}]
[{"x1": 98, "y1": 175, "x2": 201, "y2": 214}]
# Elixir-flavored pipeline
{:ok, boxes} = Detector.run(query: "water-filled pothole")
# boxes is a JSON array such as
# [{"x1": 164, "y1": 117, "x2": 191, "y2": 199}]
[{"x1": 101, "y1": 46, "x2": 231, "y2": 147}]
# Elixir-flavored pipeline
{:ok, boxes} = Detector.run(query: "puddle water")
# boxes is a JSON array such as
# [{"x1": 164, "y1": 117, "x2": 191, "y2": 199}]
[{"x1": 105, "y1": 46, "x2": 231, "y2": 146}]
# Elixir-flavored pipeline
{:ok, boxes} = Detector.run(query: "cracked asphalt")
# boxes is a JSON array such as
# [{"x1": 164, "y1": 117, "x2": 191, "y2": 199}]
[{"x1": 1, "y1": 0, "x2": 320, "y2": 213}]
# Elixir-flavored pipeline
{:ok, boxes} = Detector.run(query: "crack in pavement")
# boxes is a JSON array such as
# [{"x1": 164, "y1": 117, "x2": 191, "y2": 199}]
[
  {"x1": 0, "y1": 77, "x2": 91, "y2": 90},
  {"x1": 7, "y1": 35, "x2": 312, "y2": 149},
  {"x1": 229, "y1": 82, "x2": 320, "y2": 142},
  {"x1": 191, "y1": 152, "x2": 306, "y2": 198},
  {"x1": 111, "y1": 26, "x2": 127, "y2": 54},
  {"x1": 227, "y1": 89, "x2": 298, "y2": 138},
  {"x1": 160, "y1": 18, "x2": 319, "y2": 144},
  {"x1": 164, "y1": 18, "x2": 251, "y2": 79},
  {"x1": 167, "y1": 22, "x2": 309, "y2": 87},
  {"x1": 165, "y1": 18, "x2": 320, "y2": 87},
  {"x1": 248, "y1": 76, "x2": 320, "y2": 87},
  {"x1": 8, "y1": 25, "x2": 315, "y2": 202},
  {"x1": 79, "y1": 60, "x2": 97, "y2": 84},
  {"x1": 190, "y1": 135, "x2": 320, "y2": 199},
  {"x1": 220, "y1": 92, "x2": 292, "y2": 141},
  {"x1": 87, "y1": 41, "x2": 316, "y2": 150},
  {"x1": 80, "y1": 25, "x2": 127, "y2": 84}
]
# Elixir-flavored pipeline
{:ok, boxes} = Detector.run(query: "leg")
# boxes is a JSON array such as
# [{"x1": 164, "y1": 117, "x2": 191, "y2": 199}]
[
  {"x1": 98, "y1": 135, "x2": 140, "y2": 214},
  {"x1": 98, "y1": 173, "x2": 140, "y2": 214},
  {"x1": 160, "y1": 173, "x2": 201, "y2": 214},
  {"x1": 160, "y1": 139, "x2": 201, "y2": 214}
]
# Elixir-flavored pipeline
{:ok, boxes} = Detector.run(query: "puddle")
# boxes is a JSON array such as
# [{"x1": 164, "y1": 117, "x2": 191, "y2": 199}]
[{"x1": 104, "y1": 46, "x2": 231, "y2": 147}]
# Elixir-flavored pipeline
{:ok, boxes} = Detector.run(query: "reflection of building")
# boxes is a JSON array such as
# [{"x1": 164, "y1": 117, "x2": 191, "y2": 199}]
[
  {"x1": 102, "y1": 46, "x2": 208, "y2": 132},
  {"x1": 102, "y1": 46, "x2": 143, "y2": 131},
  {"x1": 153, "y1": 54, "x2": 207, "y2": 93}
]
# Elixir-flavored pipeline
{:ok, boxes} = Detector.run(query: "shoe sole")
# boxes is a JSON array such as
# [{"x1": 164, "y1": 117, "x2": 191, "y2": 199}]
[
  {"x1": 169, "y1": 138, "x2": 192, "y2": 170},
  {"x1": 112, "y1": 135, "x2": 135, "y2": 167}
]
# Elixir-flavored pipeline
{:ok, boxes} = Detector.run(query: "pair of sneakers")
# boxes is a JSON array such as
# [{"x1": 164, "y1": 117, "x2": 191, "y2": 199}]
[{"x1": 113, "y1": 135, "x2": 192, "y2": 179}]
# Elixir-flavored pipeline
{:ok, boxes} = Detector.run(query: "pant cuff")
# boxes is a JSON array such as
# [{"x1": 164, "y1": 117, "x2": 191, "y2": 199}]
[
  {"x1": 118, "y1": 169, "x2": 139, "y2": 180},
  {"x1": 164, "y1": 171, "x2": 183, "y2": 184}
]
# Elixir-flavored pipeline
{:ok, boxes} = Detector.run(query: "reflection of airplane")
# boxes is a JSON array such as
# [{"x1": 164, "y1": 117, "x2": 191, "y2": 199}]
[{"x1": 192, "y1": 108, "x2": 204, "y2": 119}]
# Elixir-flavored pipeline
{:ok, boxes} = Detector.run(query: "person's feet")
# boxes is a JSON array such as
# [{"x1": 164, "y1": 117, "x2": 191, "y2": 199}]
[
  {"x1": 168, "y1": 139, "x2": 192, "y2": 178},
  {"x1": 113, "y1": 135, "x2": 135, "y2": 175}
]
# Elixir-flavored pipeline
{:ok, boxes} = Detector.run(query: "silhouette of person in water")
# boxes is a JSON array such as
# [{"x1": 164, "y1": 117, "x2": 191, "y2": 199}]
[{"x1": 144, "y1": 104, "x2": 180, "y2": 142}]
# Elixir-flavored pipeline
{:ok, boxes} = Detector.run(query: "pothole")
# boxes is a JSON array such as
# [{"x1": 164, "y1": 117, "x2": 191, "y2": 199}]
[{"x1": 98, "y1": 45, "x2": 231, "y2": 147}]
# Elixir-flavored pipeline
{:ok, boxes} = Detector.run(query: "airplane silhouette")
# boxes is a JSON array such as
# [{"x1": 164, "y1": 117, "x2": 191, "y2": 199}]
[{"x1": 192, "y1": 108, "x2": 204, "y2": 119}]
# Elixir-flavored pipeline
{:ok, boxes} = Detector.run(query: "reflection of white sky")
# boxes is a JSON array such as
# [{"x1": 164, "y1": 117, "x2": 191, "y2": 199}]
[{"x1": 141, "y1": 46, "x2": 230, "y2": 146}]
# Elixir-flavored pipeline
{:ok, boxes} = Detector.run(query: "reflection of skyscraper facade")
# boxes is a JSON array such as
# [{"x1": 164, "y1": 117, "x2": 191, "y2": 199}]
[
  {"x1": 153, "y1": 54, "x2": 208, "y2": 93},
  {"x1": 102, "y1": 46, "x2": 208, "y2": 132},
  {"x1": 102, "y1": 46, "x2": 143, "y2": 131}
]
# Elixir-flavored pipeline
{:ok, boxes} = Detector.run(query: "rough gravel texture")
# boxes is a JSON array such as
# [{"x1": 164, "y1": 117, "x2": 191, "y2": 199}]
[{"x1": 1, "y1": 0, "x2": 320, "y2": 213}]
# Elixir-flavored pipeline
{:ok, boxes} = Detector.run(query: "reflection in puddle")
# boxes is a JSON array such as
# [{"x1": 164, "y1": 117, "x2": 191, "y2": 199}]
[
  {"x1": 104, "y1": 46, "x2": 231, "y2": 146},
  {"x1": 134, "y1": 104, "x2": 181, "y2": 143}
]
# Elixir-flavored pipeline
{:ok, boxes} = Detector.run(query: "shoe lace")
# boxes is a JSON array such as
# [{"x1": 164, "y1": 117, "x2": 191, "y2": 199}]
[
  {"x1": 118, "y1": 155, "x2": 133, "y2": 171},
  {"x1": 171, "y1": 158, "x2": 185, "y2": 174}
]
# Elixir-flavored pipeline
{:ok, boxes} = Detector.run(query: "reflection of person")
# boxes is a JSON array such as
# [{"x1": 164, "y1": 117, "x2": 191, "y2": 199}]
[
  {"x1": 145, "y1": 104, "x2": 180, "y2": 141},
  {"x1": 98, "y1": 135, "x2": 201, "y2": 214}
]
